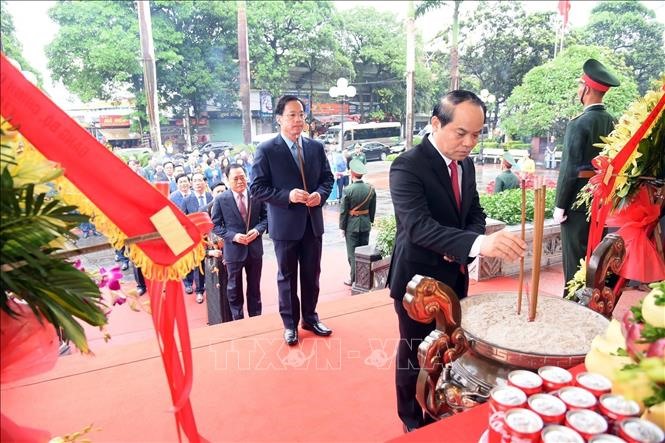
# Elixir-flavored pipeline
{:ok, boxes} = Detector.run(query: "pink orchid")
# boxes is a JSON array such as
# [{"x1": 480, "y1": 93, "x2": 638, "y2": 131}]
[
  {"x1": 111, "y1": 293, "x2": 127, "y2": 306},
  {"x1": 99, "y1": 266, "x2": 123, "y2": 291},
  {"x1": 73, "y1": 259, "x2": 85, "y2": 272}
]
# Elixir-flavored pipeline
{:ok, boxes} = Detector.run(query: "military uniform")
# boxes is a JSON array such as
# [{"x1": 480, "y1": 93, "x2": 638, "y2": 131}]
[
  {"x1": 494, "y1": 170, "x2": 520, "y2": 193},
  {"x1": 350, "y1": 151, "x2": 367, "y2": 164},
  {"x1": 340, "y1": 160, "x2": 376, "y2": 284},
  {"x1": 555, "y1": 58, "x2": 619, "y2": 285}
]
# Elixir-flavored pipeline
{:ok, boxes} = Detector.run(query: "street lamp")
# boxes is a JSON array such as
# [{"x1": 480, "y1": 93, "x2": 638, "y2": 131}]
[
  {"x1": 329, "y1": 78, "x2": 356, "y2": 152},
  {"x1": 478, "y1": 89, "x2": 496, "y2": 164}
]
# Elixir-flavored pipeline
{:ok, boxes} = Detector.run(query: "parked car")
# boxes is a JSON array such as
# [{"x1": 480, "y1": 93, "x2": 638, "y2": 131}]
[
  {"x1": 347, "y1": 142, "x2": 391, "y2": 162},
  {"x1": 200, "y1": 141, "x2": 234, "y2": 157},
  {"x1": 390, "y1": 141, "x2": 406, "y2": 154}
]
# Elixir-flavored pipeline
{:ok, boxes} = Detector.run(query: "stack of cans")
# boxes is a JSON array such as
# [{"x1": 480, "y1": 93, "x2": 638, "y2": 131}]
[{"x1": 486, "y1": 367, "x2": 664, "y2": 443}]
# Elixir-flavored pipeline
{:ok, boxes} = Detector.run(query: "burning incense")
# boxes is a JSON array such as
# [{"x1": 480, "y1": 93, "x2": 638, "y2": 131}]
[{"x1": 517, "y1": 179, "x2": 526, "y2": 314}]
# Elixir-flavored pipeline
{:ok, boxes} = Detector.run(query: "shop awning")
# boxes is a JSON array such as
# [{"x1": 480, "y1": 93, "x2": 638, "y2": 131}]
[{"x1": 99, "y1": 128, "x2": 140, "y2": 141}]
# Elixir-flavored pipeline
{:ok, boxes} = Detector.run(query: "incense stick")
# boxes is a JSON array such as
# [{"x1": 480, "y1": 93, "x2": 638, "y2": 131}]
[
  {"x1": 517, "y1": 179, "x2": 526, "y2": 314},
  {"x1": 529, "y1": 182, "x2": 546, "y2": 321}
]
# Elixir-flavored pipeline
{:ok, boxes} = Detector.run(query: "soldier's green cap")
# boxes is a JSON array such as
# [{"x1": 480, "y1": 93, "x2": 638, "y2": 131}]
[
  {"x1": 582, "y1": 59, "x2": 620, "y2": 92},
  {"x1": 502, "y1": 152, "x2": 516, "y2": 167},
  {"x1": 349, "y1": 159, "x2": 367, "y2": 175}
]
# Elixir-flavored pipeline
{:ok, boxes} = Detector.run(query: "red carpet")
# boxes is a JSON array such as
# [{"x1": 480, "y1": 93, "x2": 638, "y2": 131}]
[
  {"x1": 1, "y1": 290, "x2": 403, "y2": 442},
  {"x1": 1, "y1": 263, "x2": 644, "y2": 442}
]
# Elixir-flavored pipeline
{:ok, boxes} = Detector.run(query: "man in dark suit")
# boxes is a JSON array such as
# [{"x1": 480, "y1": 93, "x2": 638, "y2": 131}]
[
  {"x1": 389, "y1": 90, "x2": 526, "y2": 432},
  {"x1": 251, "y1": 95, "x2": 335, "y2": 346},
  {"x1": 211, "y1": 164, "x2": 268, "y2": 320},
  {"x1": 169, "y1": 173, "x2": 201, "y2": 295},
  {"x1": 554, "y1": 58, "x2": 620, "y2": 287}
]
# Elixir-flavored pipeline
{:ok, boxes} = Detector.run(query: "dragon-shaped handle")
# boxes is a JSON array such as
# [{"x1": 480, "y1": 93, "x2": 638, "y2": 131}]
[{"x1": 402, "y1": 275, "x2": 469, "y2": 419}]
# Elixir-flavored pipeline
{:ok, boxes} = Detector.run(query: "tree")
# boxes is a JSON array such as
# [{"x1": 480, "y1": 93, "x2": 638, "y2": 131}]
[
  {"x1": 46, "y1": 1, "x2": 238, "y2": 118},
  {"x1": 458, "y1": 2, "x2": 558, "y2": 130},
  {"x1": 501, "y1": 45, "x2": 639, "y2": 140},
  {"x1": 581, "y1": 1, "x2": 665, "y2": 94},
  {"x1": 338, "y1": 6, "x2": 406, "y2": 118},
  {"x1": 0, "y1": 0, "x2": 44, "y2": 86}
]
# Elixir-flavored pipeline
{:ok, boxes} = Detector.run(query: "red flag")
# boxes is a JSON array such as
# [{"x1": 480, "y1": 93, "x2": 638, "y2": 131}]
[{"x1": 558, "y1": 0, "x2": 571, "y2": 28}]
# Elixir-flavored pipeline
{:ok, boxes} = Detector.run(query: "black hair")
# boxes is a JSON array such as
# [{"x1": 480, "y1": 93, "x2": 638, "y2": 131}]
[
  {"x1": 226, "y1": 163, "x2": 246, "y2": 178},
  {"x1": 275, "y1": 95, "x2": 305, "y2": 116},
  {"x1": 163, "y1": 160, "x2": 174, "y2": 168},
  {"x1": 432, "y1": 90, "x2": 487, "y2": 128},
  {"x1": 174, "y1": 173, "x2": 189, "y2": 183}
]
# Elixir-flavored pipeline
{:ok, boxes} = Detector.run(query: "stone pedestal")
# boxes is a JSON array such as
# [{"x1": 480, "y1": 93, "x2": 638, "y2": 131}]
[{"x1": 353, "y1": 245, "x2": 383, "y2": 294}]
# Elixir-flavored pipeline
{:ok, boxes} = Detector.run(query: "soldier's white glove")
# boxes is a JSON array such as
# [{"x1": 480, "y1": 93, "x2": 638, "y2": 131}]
[{"x1": 553, "y1": 207, "x2": 567, "y2": 224}]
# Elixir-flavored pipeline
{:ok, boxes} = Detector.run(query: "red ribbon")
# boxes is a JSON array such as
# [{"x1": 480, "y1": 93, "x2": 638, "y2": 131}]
[
  {"x1": 1, "y1": 53, "x2": 205, "y2": 441},
  {"x1": 606, "y1": 186, "x2": 665, "y2": 282},
  {"x1": 586, "y1": 86, "x2": 665, "y2": 263}
]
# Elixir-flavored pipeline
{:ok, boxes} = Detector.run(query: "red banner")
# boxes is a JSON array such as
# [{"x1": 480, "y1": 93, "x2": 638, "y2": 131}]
[{"x1": 0, "y1": 53, "x2": 206, "y2": 442}]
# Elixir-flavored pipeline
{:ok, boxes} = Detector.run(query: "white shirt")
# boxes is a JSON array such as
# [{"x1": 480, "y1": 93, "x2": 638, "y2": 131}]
[{"x1": 428, "y1": 134, "x2": 484, "y2": 258}]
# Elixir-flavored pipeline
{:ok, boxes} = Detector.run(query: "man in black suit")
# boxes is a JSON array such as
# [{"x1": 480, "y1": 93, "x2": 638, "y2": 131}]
[
  {"x1": 211, "y1": 164, "x2": 268, "y2": 320},
  {"x1": 389, "y1": 90, "x2": 526, "y2": 432},
  {"x1": 251, "y1": 95, "x2": 335, "y2": 346}
]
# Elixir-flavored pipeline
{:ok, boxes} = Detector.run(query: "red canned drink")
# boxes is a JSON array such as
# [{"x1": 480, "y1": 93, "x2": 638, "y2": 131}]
[
  {"x1": 490, "y1": 385, "x2": 528, "y2": 414},
  {"x1": 504, "y1": 408, "x2": 544, "y2": 443},
  {"x1": 528, "y1": 393, "x2": 567, "y2": 425},
  {"x1": 576, "y1": 372, "x2": 612, "y2": 397},
  {"x1": 538, "y1": 366, "x2": 573, "y2": 392},
  {"x1": 541, "y1": 425, "x2": 584, "y2": 443},
  {"x1": 588, "y1": 434, "x2": 628, "y2": 443},
  {"x1": 488, "y1": 411, "x2": 507, "y2": 443},
  {"x1": 598, "y1": 394, "x2": 640, "y2": 431},
  {"x1": 507, "y1": 370, "x2": 543, "y2": 395},
  {"x1": 617, "y1": 418, "x2": 665, "y2": 443},
  {"x1": 557, "y1": 386, "x2": 598, "y2": 411},
  {"x1": 565, "y1": 409, "x2": 609, "y2": 440}
]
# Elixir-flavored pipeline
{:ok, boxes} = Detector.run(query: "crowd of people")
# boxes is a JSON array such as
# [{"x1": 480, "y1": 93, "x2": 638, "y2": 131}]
[{"x1": 98, "y1": 57, "x2": 625, "y2": 434}]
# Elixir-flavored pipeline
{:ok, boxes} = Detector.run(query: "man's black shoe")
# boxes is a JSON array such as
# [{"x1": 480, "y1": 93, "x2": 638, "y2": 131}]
[
  {"x1": 137, "y1": 287, "x2": 146, "y2": 296},
  {"x1": 402, "y1": 423, "x2": 416, "y2": 433},
  {"x1": 284, "y1": 328, "x2": 298, "y2": 346},
  {"x1": 301, "y1": 321, "x2": 332, "y2": 336},
  {"x1": 343, "y1": 279, "x2": 353, "y2": 286},
  {"x1": 121, "y1": 262, "x2": 129, "y2": 271}
]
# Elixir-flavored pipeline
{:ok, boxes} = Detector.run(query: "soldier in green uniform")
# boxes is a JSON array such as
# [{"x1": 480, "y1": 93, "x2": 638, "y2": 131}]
[
  {"x1": 340, "y1": 159, "x2": 376, "y2": 286},
  {"x1": 494, "y1": 152, "x2": 520, "y2": 194},
  {"x1": 350, "y1": 143, "x2": 367, "y2": 165},
  {"x1": 554, "y1": 58, "x2": 620, "y2": 288}
]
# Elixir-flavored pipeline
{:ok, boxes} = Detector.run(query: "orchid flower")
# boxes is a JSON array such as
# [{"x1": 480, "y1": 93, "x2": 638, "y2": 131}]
[{"x1": 98, "y1": 266, "x2": 123, "y2": 291}]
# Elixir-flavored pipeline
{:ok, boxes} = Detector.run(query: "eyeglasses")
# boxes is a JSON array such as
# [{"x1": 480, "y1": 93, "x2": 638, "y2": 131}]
[
  {"x1": 283, "y1": 112, "x2": 306, "y2": 121},
  {"x1": 230, "y1": 176, "x2": 246, "y2": 182}
]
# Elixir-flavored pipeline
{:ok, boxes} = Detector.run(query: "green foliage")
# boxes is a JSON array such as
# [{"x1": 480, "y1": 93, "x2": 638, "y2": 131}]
[
  {"x1": 479, "y1": 188, "x2": 555, "y2": 225},
  {"x1": 0, "y1": 1, "x2": 44, "y2": 86},
  {"x1": 386, "y1": 153, "x2": 400, "y2": 162},
  {"x1": 47, "y1": 1, "x2": 238, "y2": 117},
  {"x1": 1, "y1": 137, "x2": 107, "y2": 354},
  {"x1": 581, "y1": 1, "x2": 665, "y2": 94},
  {"x1": 458, "y1": 3, "x2": 557, "y2": 129},
  {"x1": 375, "y1": 214, "x2": 396, "y2": 257},
  {"x1": 501, "y1": 45, "x2": 639, "y2": 140},
  {"x1": 338, "y1": 6, "x2": 406, "y2": 118}
]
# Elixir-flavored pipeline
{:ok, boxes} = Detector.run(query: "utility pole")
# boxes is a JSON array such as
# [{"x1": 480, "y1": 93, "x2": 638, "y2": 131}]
[
  {"x1": 405, "y1": 1, "x2": 415, "y2": 150},
  {"x1": 237, "y1": 0, "x2": 252, "y2": 145},
  {"x1": 137, "y1": 1, "x2": 162, "y2": 153}
]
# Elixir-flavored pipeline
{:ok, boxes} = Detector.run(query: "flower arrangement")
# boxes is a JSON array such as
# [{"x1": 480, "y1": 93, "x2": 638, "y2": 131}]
[
  {"x1": 575, "y1": 77, "x2": 664, "y2": 212},
  {"x1": 585, "y1": 281, "x2": 665, "y2": 430}
]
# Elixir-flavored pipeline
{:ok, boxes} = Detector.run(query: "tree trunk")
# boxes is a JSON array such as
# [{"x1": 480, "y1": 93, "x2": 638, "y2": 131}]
[
  {"x1": 449, "y1": 0, "x2": 461, "y2": 90},
  {"x1": 237, "y1": 0, "x2": 252, "y2": 144}
]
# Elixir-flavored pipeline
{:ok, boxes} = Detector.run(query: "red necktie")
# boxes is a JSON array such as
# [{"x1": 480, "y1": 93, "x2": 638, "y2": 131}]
[
  {"x1": 449, "y1": 161, "x2": 461, "y2": 210},
  {"x1": 238, "y1": 193, "x2": 248, "y2": 220}
]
